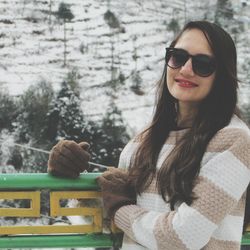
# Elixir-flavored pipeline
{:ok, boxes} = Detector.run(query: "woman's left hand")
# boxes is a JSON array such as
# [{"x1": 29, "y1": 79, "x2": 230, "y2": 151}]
[{"x1": 97, "y1": 167, "x2": 136, "y2": 219}]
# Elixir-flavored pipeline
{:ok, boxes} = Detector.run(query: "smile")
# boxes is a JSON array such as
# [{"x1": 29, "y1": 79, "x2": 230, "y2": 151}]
[{"x1": 175, "y1": 78, "x2": 198, "y2": 88}]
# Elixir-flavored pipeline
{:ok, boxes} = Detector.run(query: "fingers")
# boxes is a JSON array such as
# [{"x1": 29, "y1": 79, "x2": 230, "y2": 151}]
[
  {"x1": 48, "y1": 149, "x2": 82, "y2": 178},
  {"x1": 79, "y1": 142, "x2": 90, "y2": 151},
  {"x1": 49, "y1": 144, "x2": 81, "y2": 173},
  {"x1": 60, "y1": 142, "x2": 90, "y2": 172},
  {"x1": 102, "y1": 168, "x2": 127, "y2": 181},
  {"x1": 48, "y1": 165, "x2": 79, "y2": 178},
  {"x1": 104, "y1": 167, "x2": 126, "y2": 175},
  {"x1": 97, "y1": 175, "x2": 116, "y2": 191},
  {"x1": 61, "y1": 141, "x2": 90, "y2": 171},
  {"x1": 97, "y1": 169, "x2": 128, "y2": 189},
  {"x1": 48, "y1": 140, "x2": 91, "y2": 178}
]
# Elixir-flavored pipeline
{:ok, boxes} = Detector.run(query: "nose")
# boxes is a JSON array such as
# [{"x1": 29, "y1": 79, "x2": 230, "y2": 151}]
[{"x1": 179, "y1": 58, "x2": 195, "y2": 76}]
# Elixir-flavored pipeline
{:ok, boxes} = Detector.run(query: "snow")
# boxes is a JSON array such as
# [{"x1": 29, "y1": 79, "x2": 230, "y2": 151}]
[
  {"x1": 0, "y1": 0, "x2": 248, "y2": 145},
  {"x1": 0, "y1": 1, "x2": 240, "y2": 132}
]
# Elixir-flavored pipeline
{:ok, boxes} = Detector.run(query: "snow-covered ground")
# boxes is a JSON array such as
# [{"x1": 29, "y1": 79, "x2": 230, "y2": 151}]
[{"x1": 0, "y1": 0, "x2": 249, "y2": 133}]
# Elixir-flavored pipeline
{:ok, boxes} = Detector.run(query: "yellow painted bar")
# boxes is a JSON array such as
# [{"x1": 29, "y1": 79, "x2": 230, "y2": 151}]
[
  {"x1": 0, "y1": 224, "x2": 100, "y2": 235},
  {"x1": 50, "y1": 191, "x2": 103, "y2": 233},
  {"x1": 0, "y1": 191, "x2": 40, "y2": 217},
  {"x1": 50, "y1": 191, "x2": 102, "y2": 216},
  {"x1": 50, "y1": 191, "x2": 102, "y2": 200}
]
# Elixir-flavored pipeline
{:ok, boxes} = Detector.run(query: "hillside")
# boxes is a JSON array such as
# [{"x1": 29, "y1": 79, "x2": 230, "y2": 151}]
[{"x1": 0, "y1": 0, "x2": 249, "y2": 133}]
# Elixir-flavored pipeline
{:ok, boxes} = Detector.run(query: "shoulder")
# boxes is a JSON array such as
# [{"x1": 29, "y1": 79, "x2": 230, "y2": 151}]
[
  {"x1": 221, "y1": 114, "x2": 250, "y2": 135},
  {"x1": 207, "y1": 115, "x2": 250, "y2": 160},
  {"x1": 210, "y1": 115, "x2": 250, "y2": 145}
]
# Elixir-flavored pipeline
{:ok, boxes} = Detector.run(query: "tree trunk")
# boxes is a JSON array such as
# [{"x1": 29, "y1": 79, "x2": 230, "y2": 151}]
[{"x1": 63, "y1": 20, "x2": 66, "y2": 67}]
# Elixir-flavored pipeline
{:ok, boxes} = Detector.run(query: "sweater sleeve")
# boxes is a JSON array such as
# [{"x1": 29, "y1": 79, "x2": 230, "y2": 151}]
[{"x1": 114, "y1": 128, "x2": 250, "y2": 250}]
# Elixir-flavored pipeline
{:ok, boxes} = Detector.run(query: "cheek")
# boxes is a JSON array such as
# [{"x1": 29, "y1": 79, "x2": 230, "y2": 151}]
[
  {"x1": 166, "y1": 67, "x2": 174, "y2": 87},
  {"x1": 200, "y1": 75, "x2": 216, "y2": 100}
]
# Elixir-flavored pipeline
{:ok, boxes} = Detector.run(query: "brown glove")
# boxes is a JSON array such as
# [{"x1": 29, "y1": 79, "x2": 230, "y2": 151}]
[
  {"x1": 47, "y1": 140, "x2": 90, "y2": 178},
  {"x1": 97, "y1": 167, "x2": 136, "y2": 219}
]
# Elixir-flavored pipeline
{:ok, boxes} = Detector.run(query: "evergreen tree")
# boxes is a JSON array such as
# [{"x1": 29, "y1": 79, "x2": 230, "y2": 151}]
[
  {"x1": 45, "y1": 81, "x2": 86, "y2": 143},
  {"x1": 130, "y1": 35, "x2": 144, "y2": 96},
  {"x1": 57, "y1": 2, "x2": 74, "y2": 66},
  {"x1": 15, "y1": 80, "x2": 54, "y2": 144},
  {"x1": 0, "y1": 90, "x2": 18, "y2": 132},
  {"x1": 167, "y1": 18, "x2": 180, "y2": 36},
  {"x1": 104, "y1": 10, "x2": 120, "y2": 29},
  {"x1": 94, "y1": 102, "x2": 130, "y2": 166},
  {"x1": 13, "y1": 80, "x2": 54, "y2": 172},
  {"x1": 44, "y1": 78, "x2": 100, "y2": 146},
  {"x1": 214, "y1": 0, "x2": 244, "y2": 43},
  {"x1": 215, "y1": 0, "x2": 233, "y2": 27}
]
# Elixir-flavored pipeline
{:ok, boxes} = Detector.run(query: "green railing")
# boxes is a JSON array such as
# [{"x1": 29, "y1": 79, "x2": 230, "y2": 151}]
[
  {"x1": 0, "y1": 173, "x2": 122, "y2": 249},
  {"x1": 0, "y1": 173, "x2": 249, "y2": 248}
]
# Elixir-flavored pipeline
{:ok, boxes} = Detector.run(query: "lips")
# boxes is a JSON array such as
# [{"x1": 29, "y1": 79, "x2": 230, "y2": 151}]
[{"x1": 175, "y1": 78, "x2": 198, "y2": 88}]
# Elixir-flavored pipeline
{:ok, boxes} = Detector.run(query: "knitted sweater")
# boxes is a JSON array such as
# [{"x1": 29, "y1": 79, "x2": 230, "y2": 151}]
[{"x1": 115, "y1": 115, "x2": 250, "y2": 250}]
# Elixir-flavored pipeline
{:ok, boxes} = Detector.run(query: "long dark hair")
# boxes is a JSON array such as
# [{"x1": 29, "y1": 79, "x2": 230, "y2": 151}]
[{"x1": 129, "y1": 21, "x2": 249, "y2": 231}]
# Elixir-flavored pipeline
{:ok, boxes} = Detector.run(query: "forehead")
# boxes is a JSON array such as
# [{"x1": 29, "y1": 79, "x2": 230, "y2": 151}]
[{"x1": 174, "y1": 28, "x2": 213, "y2": 56}]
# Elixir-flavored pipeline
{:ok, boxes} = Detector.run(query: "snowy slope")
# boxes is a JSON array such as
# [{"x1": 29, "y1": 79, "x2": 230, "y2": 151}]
[{"x1": 0, "y1": 0, "x2": 249, "y2": 133}]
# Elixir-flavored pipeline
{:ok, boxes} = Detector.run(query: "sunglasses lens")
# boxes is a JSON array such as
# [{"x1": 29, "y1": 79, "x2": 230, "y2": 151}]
[
  {"x1": 165, "y1": 48, "x2": 216, "y2": 77},
  {"x1": 193, "y1": 55, "x2": 216, "y2": 77},
  {"x1": 167, "y1": 49, "x2": 188, "y2": 69}
]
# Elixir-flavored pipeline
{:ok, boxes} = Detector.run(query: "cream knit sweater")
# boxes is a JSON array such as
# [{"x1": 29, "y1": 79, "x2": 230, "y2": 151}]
[{"x1": 115, "y1": 115, "x2": 250, "y2": 250}]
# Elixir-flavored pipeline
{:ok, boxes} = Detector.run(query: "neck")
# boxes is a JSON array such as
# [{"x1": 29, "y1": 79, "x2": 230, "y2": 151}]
[{"x1": 176, "y1": 102, "x2": 198, "y2": 128}]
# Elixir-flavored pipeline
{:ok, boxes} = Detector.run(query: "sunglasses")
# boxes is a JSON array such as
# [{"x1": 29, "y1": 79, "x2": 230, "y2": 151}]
[{"x1": 165, "y1": 47, "x2": 216, "y2": 77}]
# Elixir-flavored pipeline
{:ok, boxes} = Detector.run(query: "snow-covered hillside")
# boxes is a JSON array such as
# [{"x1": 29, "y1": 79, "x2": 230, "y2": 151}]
[{"x1": 0, "y1": 0, "x2": 249, "y2": 133}]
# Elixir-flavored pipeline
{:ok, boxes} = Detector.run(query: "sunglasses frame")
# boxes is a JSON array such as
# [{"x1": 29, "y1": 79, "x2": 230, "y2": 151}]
[{"x1": 165, "y1": 47, "x2": 217, "y2": 77}]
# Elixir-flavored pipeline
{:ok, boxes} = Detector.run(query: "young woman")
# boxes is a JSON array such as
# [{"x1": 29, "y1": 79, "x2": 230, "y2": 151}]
[{"x1": 48, "y1": 21, "x2": 250, "y2": 249}]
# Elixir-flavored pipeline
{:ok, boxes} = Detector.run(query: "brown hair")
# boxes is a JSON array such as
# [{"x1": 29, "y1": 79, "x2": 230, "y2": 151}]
[{"x1": 128, "y1": 21, "x2": 249, "y2": 231}]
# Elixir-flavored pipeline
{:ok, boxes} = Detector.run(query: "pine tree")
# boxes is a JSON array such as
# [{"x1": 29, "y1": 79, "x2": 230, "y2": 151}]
[
  {"x1": 0, "y1": 90, "x2": 18, "y2": 132},
  {"x1": 94, "y1": 101, "x2": 130, "y2": 166},
  {"x1": 44, "y1": 77, "x2": 101, "y2": 145},
  {"x1": 45, "y1": 81, "x2": 86, "y2": 143},
  {"x1": 13, "y1": 80, "x2": 54, "y2": 172},
  {"x1": 214, "y1": 0, "x2": 244, "y2": 43},
  {"x1": 215, "y1": 0, "x2": 233, "y2": 27},
  {"x1": 15, "y1": 80, "x2": 54, "y2": 144},
  {"x1": 167, "y1": 18, "x2": 180, "y2": 36},
  {"x1": 130, "y1": 35, "x2": 144, "y2": 96},
  {"x1": 57, "y1": 2, "x2": 74, "y2": 66}
]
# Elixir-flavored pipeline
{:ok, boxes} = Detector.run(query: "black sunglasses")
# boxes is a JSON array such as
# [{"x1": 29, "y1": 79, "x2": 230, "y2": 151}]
[{"x1": 165, "y1": 47, "x2": 216, "y2": 77}]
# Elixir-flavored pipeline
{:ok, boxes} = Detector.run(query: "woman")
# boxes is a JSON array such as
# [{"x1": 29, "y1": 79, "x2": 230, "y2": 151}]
[{"x1": 48, "y1": 21, "x2": 250, "y2": 249}]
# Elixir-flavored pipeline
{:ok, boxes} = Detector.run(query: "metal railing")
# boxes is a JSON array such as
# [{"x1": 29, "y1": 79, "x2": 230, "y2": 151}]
[
  {"x1": 0, "y1": 172, "x2": 122, "y2": 249},
  {"x1": 0, "y1": 172, "x2": 249, "y2": 248}
]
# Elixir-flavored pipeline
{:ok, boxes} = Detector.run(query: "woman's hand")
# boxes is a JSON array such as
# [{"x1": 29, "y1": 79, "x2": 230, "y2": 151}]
[
  {"x1": 97, "y1": 167, "x2": 136, "y2": 218},
  {"x1": 47, "y1": 140, "x2": 90, "y2": 178}
]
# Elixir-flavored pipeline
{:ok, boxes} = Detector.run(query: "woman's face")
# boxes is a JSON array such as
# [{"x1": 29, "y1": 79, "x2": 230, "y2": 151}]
[{"x1": 166, "y1": 28, "x2": 216, "y2": 108}]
